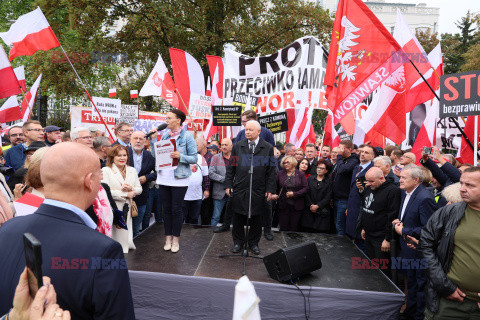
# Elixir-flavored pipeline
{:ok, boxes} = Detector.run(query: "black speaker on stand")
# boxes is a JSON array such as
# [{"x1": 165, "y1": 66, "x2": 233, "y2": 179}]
[{"x1": 263, "y1": 241, "x2": 322, "y2": 282}]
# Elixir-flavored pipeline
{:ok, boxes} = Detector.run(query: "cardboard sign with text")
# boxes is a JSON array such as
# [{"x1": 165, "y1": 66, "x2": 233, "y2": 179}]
[
  {"x1": 189, "y1": 93, "x2": 212, "y2": 119},
  {"x1": 92, "y1": 96, "x2": 122, "y2": 119},
  {"x1": 258, "y1": 112, "x2": 288, "y2": 133},
  {"x1": 120, "y1": 104, "x2": 139, "y2": 125},
  {"x1": 212, "y1": 105, "x2": 242, "y2": 126}
]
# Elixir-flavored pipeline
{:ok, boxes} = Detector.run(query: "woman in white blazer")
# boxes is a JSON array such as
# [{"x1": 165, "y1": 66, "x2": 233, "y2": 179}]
[{"x1": 102, "y1": 145, "x2": 142, "y2": 253}]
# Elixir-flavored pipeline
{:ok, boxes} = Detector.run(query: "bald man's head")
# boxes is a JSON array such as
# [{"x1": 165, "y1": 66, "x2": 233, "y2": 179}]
[
  {"x1": 365, "y1": 167, "x2": 386, "y2": 190},
  {"x1": 401, "y1": 152, "x2": 416, "y2": 165},
  {"x1": 41, "y1": 142, "x2": 101, "y2": 210}
]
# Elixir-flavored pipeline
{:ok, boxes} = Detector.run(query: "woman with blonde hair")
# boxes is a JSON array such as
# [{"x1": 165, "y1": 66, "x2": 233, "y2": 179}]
[
  {"x1": 271, "y1": 155, "x2": 308, "y2": 231},
  {"x1": 102, "y1": 145, "x2": 141, "y2": 253}
]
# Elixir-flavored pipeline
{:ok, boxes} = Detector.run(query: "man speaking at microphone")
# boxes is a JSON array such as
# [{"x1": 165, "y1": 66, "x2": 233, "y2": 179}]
[{"x1": 225, "y1": 120, "x2": 276, "y2": 255}]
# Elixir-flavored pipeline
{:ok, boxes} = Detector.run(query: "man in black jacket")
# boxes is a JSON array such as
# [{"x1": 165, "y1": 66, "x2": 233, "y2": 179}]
[
  {"x1": 358, "y1": 167, "x2": 402, "y2": 274},
  {"x1": 332, "y1": 140, "x2": 360, "y2": 235},
  {"x1": 225, "y1": 120, "x2": 276, "y2": 255},
  {"x1": 420, "y1": 166, "x2": 480, "y2": 319}
]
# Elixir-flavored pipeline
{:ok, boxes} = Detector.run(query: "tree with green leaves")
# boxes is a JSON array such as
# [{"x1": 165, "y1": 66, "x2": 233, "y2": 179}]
[
  {"x1": 415, "y1": 29, "x2": 439, "y2": 54},
  {"x1": 441, "y1": 11, "x2": 478, "y2": 74}
]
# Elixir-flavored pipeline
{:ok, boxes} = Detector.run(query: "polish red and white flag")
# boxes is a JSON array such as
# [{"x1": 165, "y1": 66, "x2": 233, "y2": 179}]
[
  {"x1": 139, "y1": 54, "x2": 181, "y2": 111},
  {"x1": 169, "y1": 48, "x2": 205, "y2": 111},
  {"x1": 21, "y1": 74, "x2": 42, "y2": 122},
  {"x1": 394, "y1": 9, "x2": 434, "y2": 112},
  {"x1": 324, "y1": 0, "x2": 402, "y2": 125},
  {"x1": 322, "y1": 110, "x2": 341, "y2": 149},
  {"x1": 0, "y1": 7, "x2": 60, "y2": 61},
  {"x1": 130, "y1": 90, "x2": 138, "y2": 99},
  {"x1": 0, "y1": 96, "x2": 22, "y2": 123},
  {"x1": 108, "y1": 88, "x2": 116, "y2": 97},
  {"x1": 203, "y1": 63, "x2": 220, "y2": 141},
  {"x1": 13, "y1": 66, "x2": 26, "y2": 92},
  {"x1": 14, "y1": 192, "x2": 45, "y2": 217},
  {"x1": 411, "y1": 44, "x2": 443, "y2": 163},
  {"x1": 0, "y1": 46, "x2": 22, "y2": 99}
]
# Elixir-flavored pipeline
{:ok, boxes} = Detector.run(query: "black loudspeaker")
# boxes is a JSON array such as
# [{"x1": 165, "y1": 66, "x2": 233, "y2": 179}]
[{"x1": 263, "y1": 241, "x2": 322, "y2": 282}]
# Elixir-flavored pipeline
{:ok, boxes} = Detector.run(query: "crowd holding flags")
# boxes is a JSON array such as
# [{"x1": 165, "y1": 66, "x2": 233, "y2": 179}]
[{"x1": 0, "y1": 1, "x2": 479, "y2": 164}]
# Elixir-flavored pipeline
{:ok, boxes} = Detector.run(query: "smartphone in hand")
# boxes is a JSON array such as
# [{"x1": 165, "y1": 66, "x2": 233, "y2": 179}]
[{"x1": 23, "y1": 233, "x2": 43, "y2": 297}]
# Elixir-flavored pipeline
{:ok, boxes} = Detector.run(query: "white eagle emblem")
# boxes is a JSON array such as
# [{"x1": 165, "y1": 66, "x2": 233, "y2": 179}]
[
  {"x1": 364, "y1": 193, "x2": 374, "y2": 209},
  {"x1": 335, "y1": 16, "x2": 371, "y2": 86}
]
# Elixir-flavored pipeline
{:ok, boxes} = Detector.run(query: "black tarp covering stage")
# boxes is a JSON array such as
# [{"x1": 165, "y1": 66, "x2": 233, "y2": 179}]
[{"x1": 126, "y1": 224, "x2": 404, "y2": 319}]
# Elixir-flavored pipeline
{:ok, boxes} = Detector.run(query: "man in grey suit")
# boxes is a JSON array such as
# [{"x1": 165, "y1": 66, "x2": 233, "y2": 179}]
[{"x1": 209, "y1": 138, "x2": 233, "y2": 229}]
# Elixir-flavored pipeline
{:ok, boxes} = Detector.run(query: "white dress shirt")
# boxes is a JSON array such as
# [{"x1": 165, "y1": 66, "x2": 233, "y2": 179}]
[{"x1": 400, "y1": 186, "x2": 418, "y2": 220}]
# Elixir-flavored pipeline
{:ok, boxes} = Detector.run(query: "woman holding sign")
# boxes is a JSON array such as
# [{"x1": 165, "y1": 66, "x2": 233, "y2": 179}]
[{"x1": 153, "y1": 109, "x2": 197, "y2": 253}]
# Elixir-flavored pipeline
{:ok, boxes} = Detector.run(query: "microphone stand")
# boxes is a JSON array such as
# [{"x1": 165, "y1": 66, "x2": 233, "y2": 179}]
[{"x1": 219, "y1": 141, "x2": 262, "y2": 276}]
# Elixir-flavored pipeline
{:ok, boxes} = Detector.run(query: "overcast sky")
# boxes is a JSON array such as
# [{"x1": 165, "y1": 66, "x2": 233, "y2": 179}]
[{"x1": 401, "y1": 0, "x2": 479, "y2": 34}]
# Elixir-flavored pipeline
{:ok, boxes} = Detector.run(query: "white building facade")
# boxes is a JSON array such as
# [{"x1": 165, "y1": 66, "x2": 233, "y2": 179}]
[{"x1": 312, "y1": 0, "x2": 439, "y2": 34}]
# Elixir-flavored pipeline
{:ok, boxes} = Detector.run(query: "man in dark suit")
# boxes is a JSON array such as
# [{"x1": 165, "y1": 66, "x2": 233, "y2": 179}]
[
  {"x1": 346, "y1": 145, "x2": 375, "y2": 248},
  {"x1": 225, "y1": 120, "x2": 276, "y2": 255},
  {"x1": 305, "y1": 143, "x2": 318, "y2": 175},
  {"x1": 112, "y1": 122, "x2": 133, "y2": 147},
  {"x1": 0, "y1": 142, "x2": 135, "y2": 320},
  {"x1": 129, "y1": 131, "x2": 156, "y2": 237},
  {"x1": 393, "y1": 164, "x2": 436, "y2": 320}
]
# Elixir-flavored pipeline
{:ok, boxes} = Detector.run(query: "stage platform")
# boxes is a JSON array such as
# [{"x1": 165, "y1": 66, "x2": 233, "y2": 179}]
[{"x1": 126, "y1": 224, "x2": 404, "y2": 319}]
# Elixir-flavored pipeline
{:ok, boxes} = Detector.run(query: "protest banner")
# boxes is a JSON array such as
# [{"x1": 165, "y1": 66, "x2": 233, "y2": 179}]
[
  {"x1": 436, "y1": 117, "x2": 464, "y2": 151},
  {"x1": 232, "y1": 93, "x2": 259, "y2": 112},
  {"x1": 120, "y1": 104, "x2": 139, "y2": 125},
  {"x1": 91, "y1": 96, "x2": 121, "y2": 119},
  {"x1": 258, "y1": 112, "x2": 288, "y2": 134},
  {"x1": 223, "y1": 36, "x2": 328, "y2": 114},
  {"x1": 189, "y1": 93, "x2": 212, "y2": 119},
  {"x1": 212, "y1": 105, "x2": 242, "y2": 126},
  {"x1": 70, "y1": 106, "x2": 117, "y2": 139},
  {"x1": 440, "y1": 70, "x2": 480, "y2": 118}
]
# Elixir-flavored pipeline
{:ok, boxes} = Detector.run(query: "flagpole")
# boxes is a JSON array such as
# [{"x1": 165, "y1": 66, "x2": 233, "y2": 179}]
[
  {"x1": 409, "y1": 58, "x2": 478, "y2": 158},
  {"x1": 174, "y1": 88, "x2": 198, "y2": 136},
  {"x1": 58, "y1": 45, "x2": 115, "y2": 141}
]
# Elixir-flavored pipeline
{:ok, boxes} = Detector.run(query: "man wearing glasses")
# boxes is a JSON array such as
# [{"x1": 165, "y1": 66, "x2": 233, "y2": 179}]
[
  {"x1": 1, "y1": 126, "x2": 24, "y2": 153},
  {"x1": 71, "y1": 127, "x2": 94, "y2": 149},
  {"x1": 5, "y1": 120, "x2": 44, "y2": 170},
  {"x1": 113, "y1": 122, "x2": 133, "y2": 147}
]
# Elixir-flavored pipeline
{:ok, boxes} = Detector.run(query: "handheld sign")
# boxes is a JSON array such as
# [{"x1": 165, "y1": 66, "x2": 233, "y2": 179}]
[
  {"x1": 212, "y1": 105, "x2": 242, "y2": 126},
  {"x1": 440, "y1": 70, "x2": 480, "y2": 118}
]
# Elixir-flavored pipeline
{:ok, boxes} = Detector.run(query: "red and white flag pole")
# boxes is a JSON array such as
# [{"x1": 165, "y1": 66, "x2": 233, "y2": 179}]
[{"x1": 58, "y1": 44, "x2": 115, "y2": 141}]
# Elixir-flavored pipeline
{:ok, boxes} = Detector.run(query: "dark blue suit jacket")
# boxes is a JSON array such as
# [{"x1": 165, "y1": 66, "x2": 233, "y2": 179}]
[
  {"x1": 346, "y1": 162, "x2": 373, "y2": 238},
  {"x1": 0, "y1": 204, "x2": 135, "y2": 319},
  {"x1": 128, "y1": 147, "x2": 156, "y2": 206},
  {"x1": 398, "y1": 184, "x2": 436, "y2": 259}
]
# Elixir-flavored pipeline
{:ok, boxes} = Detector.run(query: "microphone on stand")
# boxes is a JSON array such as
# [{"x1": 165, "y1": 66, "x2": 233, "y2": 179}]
[
  {"x1": 145, "y1": 123, "x2": 168, "y2": 138},
  {"x1": 249, "y1": 141, "x2": 256, "y2": 154}
]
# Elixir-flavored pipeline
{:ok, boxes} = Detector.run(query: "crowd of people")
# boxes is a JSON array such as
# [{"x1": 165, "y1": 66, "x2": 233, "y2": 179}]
[{"x1": 0, "y1": 109, "x2": 479, "y2": 319}]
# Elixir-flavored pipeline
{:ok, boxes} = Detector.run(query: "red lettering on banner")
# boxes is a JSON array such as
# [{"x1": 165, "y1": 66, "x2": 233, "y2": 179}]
[
  {"x1": 81, "y1": 110, "x2": 115, "y2": 125},
  {"x1": 268, "y1": 94, "x2": 282, "y2": 111},
  {"x1": 443, "y1": 76, "x2": 459, "y2": 101},
  {"x1": 283, "y1": 92, "x2": 295, "y2": 109},
  {"x1": 318, "y1": 91, "x2": 327, "y2": 109},
  {"x1": 460, "y1": 74, "x2": 476, "y2": 99},
  {"x1": 257, "y1": 96, "x2": 268, "y2": 113}
]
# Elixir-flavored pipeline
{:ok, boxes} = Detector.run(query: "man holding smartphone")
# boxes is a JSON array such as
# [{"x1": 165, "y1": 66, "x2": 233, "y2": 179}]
[{"x1": 0, "y1": 142, "x2": 135, "y2": 319}]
